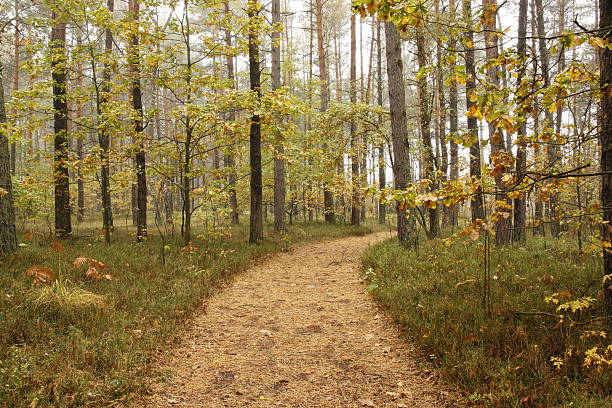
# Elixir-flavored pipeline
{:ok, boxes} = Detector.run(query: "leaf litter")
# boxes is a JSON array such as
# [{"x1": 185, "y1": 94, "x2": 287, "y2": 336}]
[{"x1": 139, "y1": 232, "x2": 463, "y2": 407}]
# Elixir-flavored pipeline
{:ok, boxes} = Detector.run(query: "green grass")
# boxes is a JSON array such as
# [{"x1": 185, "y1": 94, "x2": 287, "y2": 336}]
[
  {"x1": 362, "y1": 235, "x2": 612, "y2": 407},
  {"x1": 0, "y1": 220, "x2": 381, "y2": 408}
]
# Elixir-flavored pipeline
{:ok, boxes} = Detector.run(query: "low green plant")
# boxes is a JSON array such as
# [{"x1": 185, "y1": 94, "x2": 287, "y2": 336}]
[
  {"x1": 362, "y1": 235, "x2": 611, "y2": 407},
  {"x1": 0, "y1": 220, "x2": 381, "y2": 408}
]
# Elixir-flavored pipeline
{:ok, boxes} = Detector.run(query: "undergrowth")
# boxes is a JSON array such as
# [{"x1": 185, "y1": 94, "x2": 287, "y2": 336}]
[
  {"x1": 362, "y1": 235, "x2": 612, "y2": 408},
  {"x1": 0, "y1": 221, "x2": 378, "y2": 408}
]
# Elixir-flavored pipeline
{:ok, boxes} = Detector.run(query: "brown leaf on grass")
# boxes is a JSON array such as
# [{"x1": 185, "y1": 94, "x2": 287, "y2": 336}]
[
  {"x1": 50, "y1": 241, "x2": 64, "y2": 252},
  {"x1": 180, "y1": 242, "x2": 200, "y2": 252},
  {"x1": 74, "y1": 257, "x2": 112, "y2": 280},
  {"x1": 25, "y1": 266, "x2": 54, "y2": 286}
]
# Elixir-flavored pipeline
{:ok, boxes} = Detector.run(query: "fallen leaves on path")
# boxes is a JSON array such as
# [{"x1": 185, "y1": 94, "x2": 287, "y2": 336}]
[{"x1": 140, "y1": 232, "x2": 462, "y2": 407}]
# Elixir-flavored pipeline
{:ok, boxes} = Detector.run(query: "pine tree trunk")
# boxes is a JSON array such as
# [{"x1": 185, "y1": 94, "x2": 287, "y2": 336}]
[
  {"x1": 248, "y1": 0, "x2": 264, "y2": 243},
  {"x1": 130, "y1": 0, "x2": 147, "y2": 242},
  {"x1": 350, "y1": 14, "x2": 360, "y2": 226},
  {"x1": 482, "y1": 0, "x2": 512, "y2": 245},
  {"x1": 51, "y1": 13, "x2": 71, "y2": 238},
  {"x1": 599, "y1": 0, "x2": 612, "y2": 316},
  {"x1": 272, "y1": 0, "x2": 286, "y2": 232},
  {"x1": 385, "y1": 21, "x2": 416, "y2": 248},
  {"x1": 513, "y1": 0, "x2": 528, "y2": 242},
  {"x1": 377, "y1": 19, "x2": 385, "y2": 225},
  {"x1": 97, "y1": 0, "x2": 114, "y2": 243},
  {"x1": 223, "y1": 0, "x2": 239, "y2": 225},
  {"x1": 535, "y1": 0, "x2": 560, "y2": 237},
  {"x1": 448, "y1": 0, "x2": 459, "y2": 228},
  {"x1": 314, "y1": 0, "x2": 335, "y2": 223},
  {"x1": 416, "y1": 24, "x2": 438, "y2": 238},
  {"x1": 0, "y1": 61, "x2": 17, "y2": 255},
  {"x1": 463, "y1": 0, "x2": 484, "y2": 222}
]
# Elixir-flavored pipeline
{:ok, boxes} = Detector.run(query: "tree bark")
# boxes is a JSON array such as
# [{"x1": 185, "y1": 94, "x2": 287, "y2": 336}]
[
  {"x1": 534, "y1": 0, "x2": 560, "y2": 237},
  {"x1": 377, "y1": 19, "x2": 385, "y2": 225},
  {"x1": 272, "y1": 0, "x2": 286, "y2": 232},
  {"x1": 599, "y1": 0, "x2": 612, "y2": 316},
  {"x1": 0, "y1": 61, "x2": 17, "y2": 255},
  {"x1": 448, "y1": 0, "x2": 459, "y2": 228},
  {"x1": 482, "y1": 0, "x2": 512, "y2": 245},
  {"x1": 314, "y1": 0, "x2": 335, "y2": 223},
  {"x1": 416, "y1": 24, "x2": 438, "y2": 239},
  {"x1": 463, "y1": 0, "x2": 484, "y2": 222},
  {"x1": 350, "y1": 14, "x2": 360, "y2": 226},
  {"x1": 130, "y1": 0, "x2": 147, "y2": 242},
  {"x1": 97, "y1": 0, "x2": 114, "y2": 243},
  {"x1": 248, "y1": 0, "x2": 264, "y2": 243},
  {"x1": 513, "y1": 0, "x2": 528, "y2": 242},
  {"x1": 10, "y1": 0, "x2": 19, "y2": 175},
  {"x1": 223, "y1": 0, "x2": 239, "y2": 225},
  {"x1": 385, "y1": 21, "x2": 416, "y2": 248},
  {"x1": 51, "y1": 13, "x2": 71, "y2": 238}
]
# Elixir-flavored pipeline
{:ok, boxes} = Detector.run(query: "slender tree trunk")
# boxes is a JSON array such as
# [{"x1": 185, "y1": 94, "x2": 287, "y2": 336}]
[
  {"x1": 416, "y1": 24, "x2": 438, "y2": 238},
  {"x1": 130, "y1": 0, "x2": 147, "y2": 241},
  {"x1": 535, "y1": 0, "x2": 560, "y2": 237},
  {"x1": 10, "y1": 0, "x2": 19, "y2": 175},
  {"x1": 350, "y1": 14, "x2": 360, "y2": 226},
  {"x1": 314, "y1": 0, "x2": 335, "y2": 223},
  {"x1": 599, "y1": 0, "x2": 612, "y2": 315},
  {"x1": 385, "y1": 21, "x2": 415, "y2": 248},
  {"x1": 272, "y1": 0, "x2": 286, "y2": 232},
  {"x1": 377, "y1": 19, "x2": 386, "y2": 225},
  {"x1": 98, "y1": 0, "x2": 114, "y2": 243},
  {"x1": 182, "y1": 0, "x2": 193, "y2": 245},
  {"x1": 464, "y1": 0, "x2": 484, "y2": 222},
  {"x1": 482, "y1": 0, "x2": 512, "y2": 245},
  {"x1": 448, "y1": 0, "x2": 459, "y2": 228},
  {"x1": 223, "y1": 0, "x2": 239, "y2": 225},
  {"x1": 75, "y1": 35, "x2": 85, "y2": 222},
  {"x1": 51, "y1": 13, "x2": 71, "y2": 238},
  {"x1": 0, "y1": 61, "x2": 17, "y2": 255},
  {"x1": 248, "y1": 0, "x2": 264, "y2": 243},
  {"x1": 513, "y1": 0, "x2": 528, "y2": 242}
]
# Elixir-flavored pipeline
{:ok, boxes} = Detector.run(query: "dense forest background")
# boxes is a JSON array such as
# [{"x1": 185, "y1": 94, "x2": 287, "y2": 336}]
[{"x1": 0, "y1": 0, "x2": 611, "y2": 406}]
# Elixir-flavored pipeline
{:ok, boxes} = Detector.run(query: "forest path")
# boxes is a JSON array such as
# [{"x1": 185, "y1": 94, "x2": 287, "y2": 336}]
[{"x1": 142, "y1": 232, "x2": 461, "y2": 408}]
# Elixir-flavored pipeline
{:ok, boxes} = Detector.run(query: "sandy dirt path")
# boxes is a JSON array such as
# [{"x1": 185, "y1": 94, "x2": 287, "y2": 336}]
[{"x1": 142, "y1": 232, "x2": 462, "y2": 408}]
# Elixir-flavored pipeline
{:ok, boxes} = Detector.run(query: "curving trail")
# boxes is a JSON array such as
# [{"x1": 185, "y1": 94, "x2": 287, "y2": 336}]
[{"x1": 142, "y1": 232, "x2": 462, "y2": 408}]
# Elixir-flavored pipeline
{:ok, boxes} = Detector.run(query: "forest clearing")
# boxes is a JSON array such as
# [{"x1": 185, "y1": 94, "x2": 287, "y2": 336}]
[{"x1": 0, "y1": 0, "x2": 610, "y2": 406}]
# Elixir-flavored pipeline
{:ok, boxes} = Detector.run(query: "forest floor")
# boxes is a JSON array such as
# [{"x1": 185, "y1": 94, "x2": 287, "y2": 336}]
[{"x1": 140, "y1": 232, "x2": 462, "y2": 408}]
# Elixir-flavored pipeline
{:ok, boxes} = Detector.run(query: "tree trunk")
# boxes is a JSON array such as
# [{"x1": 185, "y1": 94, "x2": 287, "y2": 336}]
[
  {"x1": 448, "y1": 0, "x2": 459, "y2": 228},
  {"x1": 223, "y1": 0, "x2": 239, "y2": 225},
  {"x1": 599, "y1": 0, "x2": 612, "y2": 316},
  {"x1": 513, "y1": 0, "x2": 528, "y2": 242},
  {"x1": 482, "y1": 0, "x2": 512, "y2": 245},
  {"x1": 182, "y1": 0, "x2": 193, "y2": 246},
  {"x1": 75, "y1": 35, "x2": 85, "y2": 222},
  {"x1": 272, "y1": 0, "x2": 286, "y2": 232},
  {"x1": 0, "y1": 61, "x2": 17, "y2": 255},
  {"x1": 416, "y1": 24, "x2": 438, "y2": 239},
  {"x1": 10, "y1": 0, "x2": 19, "y2": 175},
  {"x1": 350, "y1": 14, "x2": 360, "y2": 226},
  {"x1": 385, "y1": 21, "x2": 416, "y2": 248},
  {"x1": 248, "y1": 0, "x2": 264, "y2": 243},
  {"x1": 314, "y1": 0, "x2": 335, "y2": 223},
  {"x1": 463, "y1": 0, "x2": 484, "y2": 222},
  {"x1": 377, "y1": 19, "x2": 385, "y2": 225},
  {"x1": 97, "y1": 0, "x2": 114, "y2": 243},
  {"x1": 130, "y1": 0, "x2": 147, "y2": 242},
  {"x1": 535, "y1": 0, "x2": 560, "y2": 237},
  {"x1": 51, "y1": 13, "x2": 71, "y2": 238}
]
